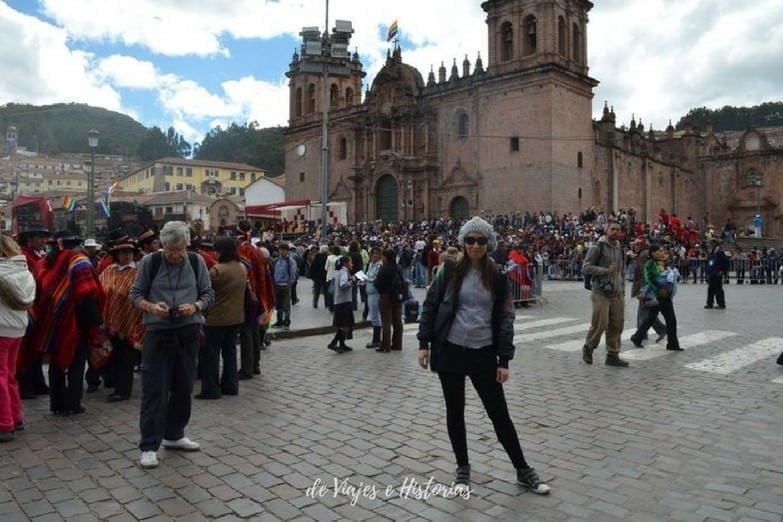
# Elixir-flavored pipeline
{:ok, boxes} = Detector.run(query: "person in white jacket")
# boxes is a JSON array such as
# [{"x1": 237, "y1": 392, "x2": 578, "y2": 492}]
[{"x1": 0, "y1": 233, "x2": 36, "y2": 442}]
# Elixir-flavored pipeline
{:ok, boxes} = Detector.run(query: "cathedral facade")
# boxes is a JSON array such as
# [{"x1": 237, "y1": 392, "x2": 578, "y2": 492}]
[{"x1": 284, "y1": 0, "x2": 783, "y2": 236}]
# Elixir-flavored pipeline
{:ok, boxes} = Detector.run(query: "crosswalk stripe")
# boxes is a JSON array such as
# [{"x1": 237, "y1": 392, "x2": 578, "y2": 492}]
[
  {"x1": 772, "y1": 376, "x2": 783, "y2": 384},
  {"x1": 685, "y1": 337, "x2": 783, "y2": 374},
  {"x1": 623, "y1": 330, "x2": 738, "y2": 361},
  {"x1": 546, "y1": 329, "x2": 636, "y2": 352},
  {"x1": 514, "y1": 317, "x2": 577, "y2": 331},
  {"x1": 521, "y1": 323, "x2": 591, "y2": 341}
]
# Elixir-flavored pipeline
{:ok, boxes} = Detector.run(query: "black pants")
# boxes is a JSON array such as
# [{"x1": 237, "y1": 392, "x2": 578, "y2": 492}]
[
  {"x1": 201, "y1": 325, "x2": 239, "y2": 397},
  {"x1": 312, "y1": 279, "x2": 326, "y2": 308},
  {"x1": 49, "y1": 338, "x2": 87, "y2": 413},
  {"x1": 706, "y1": 274, "x2": 725, "y2": 307},
  {"x1": 109, "y1": 336, "x2": 136, "y2": 398},
  {"x1": 438, "y1": 368, "x2": 527, "y2": 470},
  {"x1": 636, "y1": 301, "x2": 666, "y2": 338},
  {"x1": 239, "y1": 322, "x2": 260, "y2": 375},
  {"x1": 632, "y1": 298, "x2": 680, "y2": 349},
  {"x1": 139, "y1": 325, "x2": 199, "y2": 451},
  {"x1": 18, "y1": 358, "x2": 48, "y2": 397}
]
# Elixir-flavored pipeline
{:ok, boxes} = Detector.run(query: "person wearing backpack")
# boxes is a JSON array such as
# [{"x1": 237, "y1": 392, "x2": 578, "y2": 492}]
[
  {"x1": 131, "y1": 221, "x2": 214, "y2": 469},
  {"x1": 581, "y1": 221, "x2": 629, "y2": 367}
]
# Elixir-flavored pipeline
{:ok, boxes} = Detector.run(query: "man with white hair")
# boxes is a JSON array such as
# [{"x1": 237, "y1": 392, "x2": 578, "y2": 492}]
[{"x1": 131, "y1": 221, "x2": 214, "y2": 469}]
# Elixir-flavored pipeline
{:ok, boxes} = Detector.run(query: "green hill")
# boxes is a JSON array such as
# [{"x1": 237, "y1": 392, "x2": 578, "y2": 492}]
[
  {"x1": 676, "y1": 101, "x2": 783, "y2": 132},
  {"x1": 0, "y1": 102, "x2": 148, "y2": 156}
]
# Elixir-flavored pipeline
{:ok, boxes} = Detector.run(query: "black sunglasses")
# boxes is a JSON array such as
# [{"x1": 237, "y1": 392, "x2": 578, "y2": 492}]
[{"x1": 464, "y1": 237, "x2": 488, "y2": 246}]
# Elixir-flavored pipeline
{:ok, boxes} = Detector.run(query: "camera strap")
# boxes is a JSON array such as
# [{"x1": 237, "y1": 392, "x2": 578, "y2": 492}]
[{"x1": 164, "y1": 258, "x2": 185, "y2": 310}]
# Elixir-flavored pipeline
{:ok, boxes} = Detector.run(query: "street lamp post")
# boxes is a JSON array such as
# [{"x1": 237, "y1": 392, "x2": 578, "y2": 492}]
[
  {"x1": 300, "y1": 0, "x2": 353, "y2": 243},
  {"x1": 320, "y1": 0, "x2": 330, "y2": 245},
  {"x1": 87, "y1": 129, "x2": 99, "y2": 238}
]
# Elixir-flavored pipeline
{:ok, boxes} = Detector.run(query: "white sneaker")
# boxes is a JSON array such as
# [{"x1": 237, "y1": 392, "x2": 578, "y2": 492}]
[
  {"x1": 161, "y1": 436, "x2": 200, "y2": 451},
  {"x1": 139, "y1": 451, "x2": 159, "y2": 468}
]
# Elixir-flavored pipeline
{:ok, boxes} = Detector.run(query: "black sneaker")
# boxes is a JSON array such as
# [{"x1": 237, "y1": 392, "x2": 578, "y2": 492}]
[
  {"x1": 776, "y1": 351, "x2": 783, "y2": 366},
  {"x1": 453, "y1": 465, "x2": 470, "y2": 492},
  {"x1": 517, "y1": 467, "x2": 550, "y2": 495}
]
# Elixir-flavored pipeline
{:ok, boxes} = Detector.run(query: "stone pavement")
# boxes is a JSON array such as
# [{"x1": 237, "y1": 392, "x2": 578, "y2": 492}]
[{"x1": 3, "y1": 278, "x2": 783, "y2": 521}]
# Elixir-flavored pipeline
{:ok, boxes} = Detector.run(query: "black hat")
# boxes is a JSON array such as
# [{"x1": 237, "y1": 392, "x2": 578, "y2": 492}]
[
  {"x1": 17, "y1": 227, "x2": 51, "y2": 242},
  {"x1": 109, "y1": 241, "x2": 138, "y2": 254},
  {"x1": 138, "y1": 229, "x2": 158, "y2": 245}
]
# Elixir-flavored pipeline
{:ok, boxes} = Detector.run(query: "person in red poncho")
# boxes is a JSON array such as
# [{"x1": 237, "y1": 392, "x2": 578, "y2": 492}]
[
  {"x1": 16, "y1": 227, "x2": 50, "y2": 399},
  {"x1": 28, "y1": 231, "x2": 105, "y2": 415},
  {"x1": 236, "y1": 220, "x2": 275, "y2": 379}
]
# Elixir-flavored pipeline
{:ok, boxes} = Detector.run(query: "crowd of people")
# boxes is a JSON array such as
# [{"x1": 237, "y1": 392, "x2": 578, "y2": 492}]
[{"x1": 1, "y1": 205, "x2": 781, "y2": 488}]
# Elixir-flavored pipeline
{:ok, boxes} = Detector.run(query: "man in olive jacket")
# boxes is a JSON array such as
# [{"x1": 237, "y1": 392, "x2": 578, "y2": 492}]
[{"x1": 581, "y1": 222, "x2": 629, "y2": 367}]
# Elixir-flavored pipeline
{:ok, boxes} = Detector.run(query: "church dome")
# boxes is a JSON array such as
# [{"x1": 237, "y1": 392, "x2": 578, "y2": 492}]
[{"x1": 368, "y1": 47, "x2": 424, "y2": 106}]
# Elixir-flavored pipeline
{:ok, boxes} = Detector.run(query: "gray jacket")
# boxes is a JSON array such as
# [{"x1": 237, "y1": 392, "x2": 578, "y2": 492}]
[
  {"x1": 582, "y1": 236, "x2": 625, "y2": 296},
  {"x1": 131, "y1": 253, "x2": 215, "y2": 331}
]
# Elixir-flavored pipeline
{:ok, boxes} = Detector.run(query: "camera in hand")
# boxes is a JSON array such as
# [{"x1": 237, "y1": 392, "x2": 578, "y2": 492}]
[
  {"x1": 597, "y1": 277, "x2": 615, "y2": 293},
  {"x1": 168, "y1": 307, "x2": 180, "y2": 321}
]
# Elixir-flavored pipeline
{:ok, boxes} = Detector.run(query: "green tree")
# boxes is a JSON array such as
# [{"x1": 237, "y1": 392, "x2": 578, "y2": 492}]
[
  {"x1": 136, "y1": 126, "x2": 190, "y2": 161},
  {"x1": 195, "y1": 122, "x2": 284, "y2": 175}
]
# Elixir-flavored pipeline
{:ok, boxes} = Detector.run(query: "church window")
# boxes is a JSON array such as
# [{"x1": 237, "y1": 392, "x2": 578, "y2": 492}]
[
  {"x1": 330, "y1": 84, "x2": 339, "y2": 108},
  {"x1": 524, "y1": 16, "x2": 537, "y2": 55},
  {"x1": 577, "y1": 151, "x2": 583, "y2": 168},
  {"x1": 307, "y1": 83, "x2": 316, "y2": 113},
  {"x1": 510, "y1": 137, "x2": 520, "y2": 152},
  {"x1": 345, "y1": 87, "x2": 354, "y2": 105},
  {"x1": 558, "y1": 17, "x2": 566, "y2": 56},
  {"x1": 500, "y1": 22, "x2": 513, "y2": 61},
  {"x1": 572, "y1": 23, "x2": 581, "y2": 63},
  {"x1": 457, "y1": 112, "x2": 469, "y2": 139},
  {"x1": 338, "y1": 137, "x2": 347, "y2": 159},
  {"x1": 295, "y1": 87, "x2": 303, "y2": 117},
  {"x1": 746, "y1": 170, "x2": 762, "y2": 187}
]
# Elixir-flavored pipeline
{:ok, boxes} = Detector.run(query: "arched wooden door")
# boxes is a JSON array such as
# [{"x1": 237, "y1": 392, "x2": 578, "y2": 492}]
[
  {"x1": 375, "y1": 175, "x2": 399, "y2": 222},
  {"x1": 450, "y1": 196, "x2": 469, "y2": 220}
]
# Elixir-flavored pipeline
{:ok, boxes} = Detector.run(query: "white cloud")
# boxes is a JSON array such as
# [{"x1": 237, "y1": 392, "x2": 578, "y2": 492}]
[
  {"x1": 0, "y1": 2, "x2": 125, "y2": 112},
  {"x1": 2, "y1": 0, "x2": 782, "y2": 149},
  {"x1": 97, "y1": 55, "x2": 159, "y2": 89}
]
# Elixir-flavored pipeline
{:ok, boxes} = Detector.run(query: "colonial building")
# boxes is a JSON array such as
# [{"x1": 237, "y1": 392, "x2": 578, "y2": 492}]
[
  {"x1": 120, "y1": 157, "x2": 265, "y2": 197},
  {"x1": 284, "y1": 0, "x2": 783, "y2": 237}
]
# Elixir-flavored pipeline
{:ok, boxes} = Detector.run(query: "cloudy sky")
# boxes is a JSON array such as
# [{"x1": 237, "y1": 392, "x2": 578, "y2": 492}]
[{"x1": 1, "y1": 0, "x2": 781, "y2": 146}]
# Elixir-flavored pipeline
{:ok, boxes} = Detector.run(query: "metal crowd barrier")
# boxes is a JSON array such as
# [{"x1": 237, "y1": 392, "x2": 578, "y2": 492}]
[
  {"x1": 504, "y1": 264, "x2": 543, "y2": 306},
  {"x1": 545, "y1": 257, "x2": 584, "y2": 281},
  {"x1": 679, "y1": 258, "x2": 782, "y2": 284}
]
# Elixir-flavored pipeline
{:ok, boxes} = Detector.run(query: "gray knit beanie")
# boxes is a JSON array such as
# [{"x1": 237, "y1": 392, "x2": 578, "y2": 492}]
[{"x1": 458, "y1": 216, "x2": 497, "y2": 253}]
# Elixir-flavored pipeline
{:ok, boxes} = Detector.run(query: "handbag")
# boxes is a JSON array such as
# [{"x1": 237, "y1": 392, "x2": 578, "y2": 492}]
[{"x1": 88, "y1": 326, "x2": 113, "y2": 369}]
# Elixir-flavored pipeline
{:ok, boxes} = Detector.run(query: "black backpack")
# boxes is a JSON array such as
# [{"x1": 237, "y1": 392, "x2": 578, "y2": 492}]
[{"x1": 583, "y1": 245, "x2": 601, "y2": 290}]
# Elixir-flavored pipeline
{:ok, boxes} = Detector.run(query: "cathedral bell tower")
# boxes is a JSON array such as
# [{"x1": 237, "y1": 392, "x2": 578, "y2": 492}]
[
  {"x1": 475, "y1": 0, "x2": 598, "y2": 213},
  {"x1": 285, "y1": 22, "x2": 365, "y2": 126},
  {"x1": 482, "y1": 0, "x2": 592, "y2": 77}
]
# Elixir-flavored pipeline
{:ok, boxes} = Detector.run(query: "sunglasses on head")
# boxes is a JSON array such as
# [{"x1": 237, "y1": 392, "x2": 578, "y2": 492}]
[{"x1": 464, "y1": 236, "x2": 488, "y2": 246}]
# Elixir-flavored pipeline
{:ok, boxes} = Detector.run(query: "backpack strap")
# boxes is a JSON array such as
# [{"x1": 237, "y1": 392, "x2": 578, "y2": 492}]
[{"x1": 145, "y1": 251, "x2": 200, "y2": 295}]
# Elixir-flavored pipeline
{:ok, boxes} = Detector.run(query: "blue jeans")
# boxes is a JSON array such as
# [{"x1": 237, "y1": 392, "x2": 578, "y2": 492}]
[
  {"x1": 139, "y1": 324, "x2": 199, "y2": 451},
  {"x1": 367, "y1": 293, "x2": 381, "y2": 327}
]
